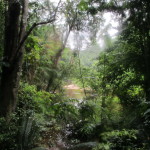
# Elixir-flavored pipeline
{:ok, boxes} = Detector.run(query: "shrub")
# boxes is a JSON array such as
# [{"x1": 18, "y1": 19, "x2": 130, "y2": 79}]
[{"x1": 93, "y1": 129, "x2": 146, "y2": 150}]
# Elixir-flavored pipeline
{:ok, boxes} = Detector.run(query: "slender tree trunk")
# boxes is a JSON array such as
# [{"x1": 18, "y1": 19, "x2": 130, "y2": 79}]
[
  {"x1": 46, "y1": 29, "x2": 71, "y2": 92},
  {"x1": 144, "y1": 35, "x2": 150, "y2": 102}
]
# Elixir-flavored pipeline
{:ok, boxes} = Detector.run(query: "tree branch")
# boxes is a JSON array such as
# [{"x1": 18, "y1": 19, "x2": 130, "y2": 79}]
[
  {"x1": 16, "y1": 18, "x2": 55, "y2": 54},
  {"x1": 16, "y1": 0, "x2": 62, "y2": 57}
]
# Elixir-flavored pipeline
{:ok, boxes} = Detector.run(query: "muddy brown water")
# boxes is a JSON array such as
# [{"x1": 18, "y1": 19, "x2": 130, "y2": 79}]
[{"x1": 64, "y1": 84, "x2": 85, "y2": 99}]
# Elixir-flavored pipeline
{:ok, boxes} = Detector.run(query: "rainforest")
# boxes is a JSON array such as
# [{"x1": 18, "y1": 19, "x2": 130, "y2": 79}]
[{"x1": 0, "y1": 0, "x2": 150, "y2": 150}]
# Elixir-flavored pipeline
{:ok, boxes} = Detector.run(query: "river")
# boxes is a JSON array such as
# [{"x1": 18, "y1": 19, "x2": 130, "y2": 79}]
[{"x1": 64, "y1": 84, "x2": 85, "y2": 99}]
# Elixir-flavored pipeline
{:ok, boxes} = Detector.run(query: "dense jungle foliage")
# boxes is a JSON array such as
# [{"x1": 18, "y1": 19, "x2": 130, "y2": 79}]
[{"x1": 0, "y1": 0, "x2": 150, "y2": 150}]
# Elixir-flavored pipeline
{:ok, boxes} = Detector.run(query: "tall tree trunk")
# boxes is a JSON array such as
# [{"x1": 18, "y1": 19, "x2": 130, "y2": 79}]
[
  {"x1": 0, "y1": 0, "x2": 28, "y2": 118},
  {"x1": 0, "y1": 0, "x2": 57, "y2": 118}
]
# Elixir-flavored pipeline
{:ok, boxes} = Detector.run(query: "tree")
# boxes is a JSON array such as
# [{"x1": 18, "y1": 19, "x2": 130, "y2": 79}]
[
  {"x1": 0, "y1": 0, "x2": 57, "y2": 118},
  {"x1": 81, "y1": 0, "x2": 150, "y2": 101},
  {"x1": 123, "y1": 0, "x2": 150, "y2": 102},
  {"x1": 46, "y1": 0, "x2": 88, "y2": 91},
  {"x1": 0, "y1": 1, "x2": 4, "y2": 61}
]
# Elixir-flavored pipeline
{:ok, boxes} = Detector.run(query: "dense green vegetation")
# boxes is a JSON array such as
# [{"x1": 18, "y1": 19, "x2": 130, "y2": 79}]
[{"x1": 0, "y1": 0, "x2": 150, "y2": 149}]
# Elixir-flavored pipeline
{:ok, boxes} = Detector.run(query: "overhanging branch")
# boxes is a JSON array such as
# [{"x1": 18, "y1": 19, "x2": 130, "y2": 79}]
[
  {"x1": 17, "y1": 18, "x2": 55, "y2": 53},
  {"x1": 16, "y1": 0, "x2": 62, "y2": 57}
]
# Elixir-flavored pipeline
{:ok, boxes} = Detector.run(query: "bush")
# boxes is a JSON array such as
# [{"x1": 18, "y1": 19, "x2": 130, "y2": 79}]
[
  {"x1": 0, "y1": 115, "x2": 19, "y2": 150},
  {"x1": 0, "y1": 83, "x2": 56, "y2": 150},
  {"x1": 93, "y1": 129, "x2": 146, "y2": 150}
]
